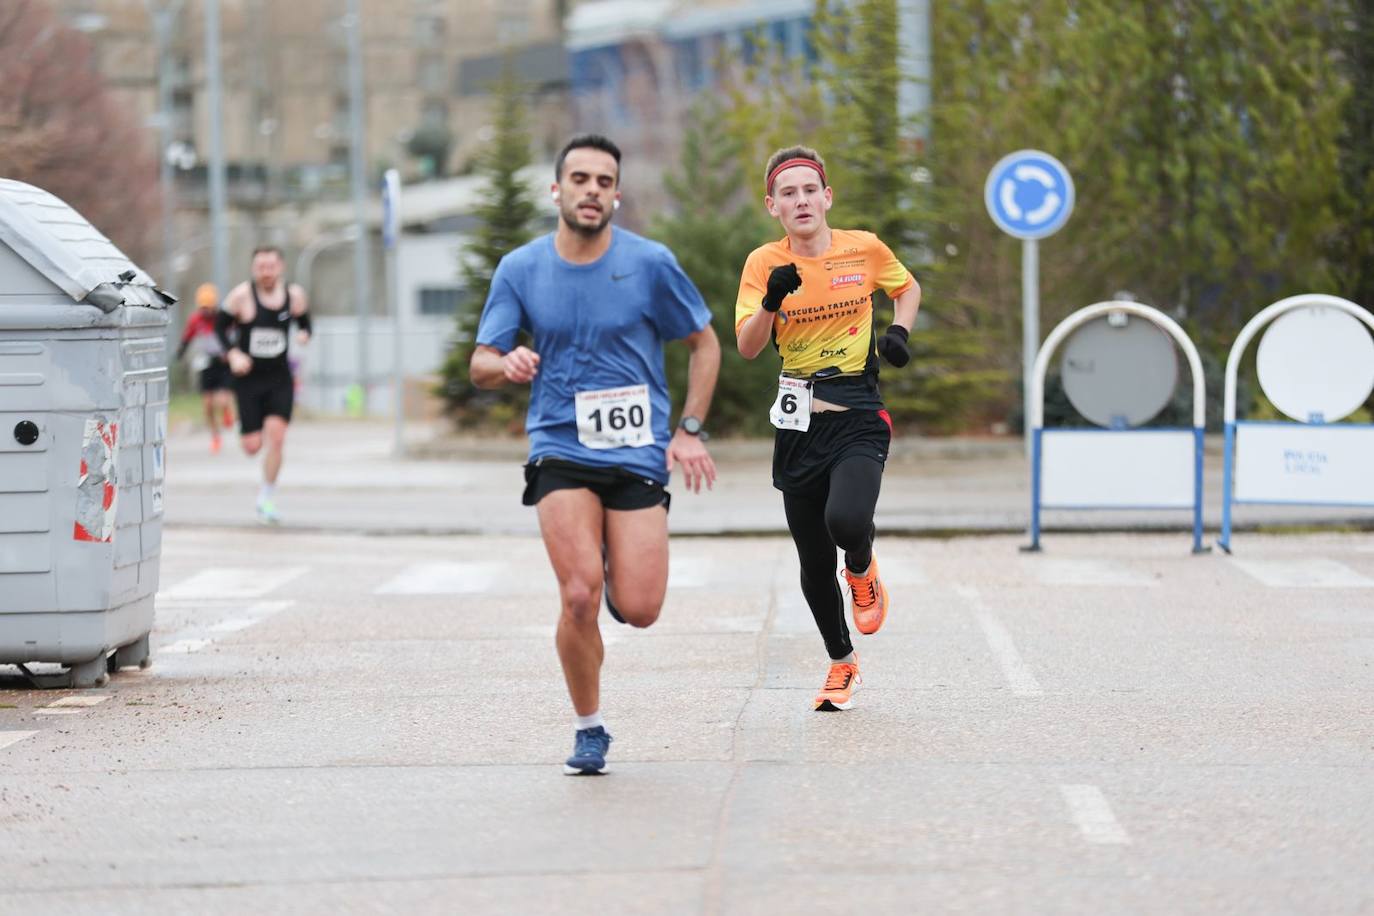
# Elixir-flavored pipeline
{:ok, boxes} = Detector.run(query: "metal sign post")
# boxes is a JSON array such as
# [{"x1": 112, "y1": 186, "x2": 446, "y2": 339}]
[
  {"x1": 984, "y1": 150, "x2": 1075, "y2": 457},
  {"x1": 382, "y1": 169, "x2": 404, "y2": 456}
]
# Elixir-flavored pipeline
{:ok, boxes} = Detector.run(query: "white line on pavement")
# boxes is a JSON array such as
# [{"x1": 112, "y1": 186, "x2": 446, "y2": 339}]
[
  {"x1": 1025, "y1": 558, "x2": 1159, "y2": 587},
  {"x1": 161, "y1": 639, "x2": 213, "y2": 654},
  {"x1": 44, "y1": 696, "x2": 110, "y2": 708},
  {"x1": 373, "y1": 562, "x2": 506, "y2": 595},
  {"x1": 957, "y1": 586, "x2": 1044, "y2": 697},
  {"x1": 1060, "y1": 784, "x2": 1131, "y2": 845},
  {"x1": 33, "y1": 709, "x2": 85, "y2": 716},
  {"x1": 155, "y1": 600, "x2": 296, "y2": 656},
  {"x1": 0, "y1": 731, "x2": 37, "y2": 749},
  {"x1": 161, "y1": 566, "x2": 310, "y2": 600},
  {"x1": 1230, "y1": 558, "x2": 1374, "y2": 589}
]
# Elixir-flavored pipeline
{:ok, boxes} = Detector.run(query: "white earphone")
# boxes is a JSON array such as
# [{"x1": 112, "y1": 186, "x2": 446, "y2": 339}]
[{"x1": 613, "y1": 199, "x2": 620, "y2": 210}]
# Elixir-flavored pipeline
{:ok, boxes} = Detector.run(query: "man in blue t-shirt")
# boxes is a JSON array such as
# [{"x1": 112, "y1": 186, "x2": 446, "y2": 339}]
[{"x1": 470, "y1": 134, "x2": 721, "y2": 776}]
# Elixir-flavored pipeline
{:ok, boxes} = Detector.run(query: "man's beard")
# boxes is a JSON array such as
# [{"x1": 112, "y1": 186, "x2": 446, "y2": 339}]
[{"x1": 560, "y1": 202, "x2": 612, "y2": 237}]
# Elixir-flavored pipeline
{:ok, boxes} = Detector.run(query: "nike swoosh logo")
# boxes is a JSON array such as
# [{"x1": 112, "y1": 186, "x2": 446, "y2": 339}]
[{"x1": 611, "y1": 273, "x2": 633, "y2": 281}]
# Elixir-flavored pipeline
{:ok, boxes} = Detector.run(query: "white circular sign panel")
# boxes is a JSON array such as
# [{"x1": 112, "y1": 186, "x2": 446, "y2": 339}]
[
  {"x1": 1061, "y1": 315, "x2": 1179, "y2": 428},
  {"x1": 1256, "y1": 306, "x2": 1374, "y2": 423}
]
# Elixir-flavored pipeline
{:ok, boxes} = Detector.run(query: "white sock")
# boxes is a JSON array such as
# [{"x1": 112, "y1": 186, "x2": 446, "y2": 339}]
[
  {"x1": 575, "y1": 712, "x2": 604, "y2": 731},
  {"x1": 833, "y1": 652, "x2": 857, "y2": 665},
  {"x1": 258, "y1": 483, "x2": 276, "y2": 504}
]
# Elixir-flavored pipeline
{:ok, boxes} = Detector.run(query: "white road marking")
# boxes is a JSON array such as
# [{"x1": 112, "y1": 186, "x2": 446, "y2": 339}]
[
  {"x1": 155, "y1": 601, "x2": 296, "y2": 657},
  {"x1": 1026, "y1": 558, "x2": 1158, "y2": 587},
  {"x1": 958, "y1": 586, "x2": 1043, "y2": 697},
  {"x1": 668, "y1": 556, "x2": 710, "y2": 588},
  {"x1": 1231, "y1": 558, "x2": 1374, "y2": 588},
  {"x1": 209, "y1": 617, "x2": 259, "y2": 633},
  {"x1": 872, "y1": 558, "x2": 928, "y2": 586},
  {"x1": 0, "y1": 731, "x2": 37, "y2": 749},
  {"x1": 161, "y1": 566, "x2": 309, "y2": 600},
  {"x1": 1060, "y1": 784, "x2": 1131, "y2": 845},
  {"x1": 374, "y1": 562, "x2": 506, "y2": 595},
  {"x1": 33, "y1": 709, "x2": 85, "y2": 716},
  {"x1": 44, "y1": 696, "x2": 109, "y2": 708},
  {"x1": 161, "y1": 639, "x2": 212, "y2": 654}
]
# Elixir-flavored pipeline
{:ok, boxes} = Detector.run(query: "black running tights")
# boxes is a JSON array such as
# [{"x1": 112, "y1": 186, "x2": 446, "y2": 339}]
[{"x1": 781, "y1": 455, "x2": 883, "y2": 660}]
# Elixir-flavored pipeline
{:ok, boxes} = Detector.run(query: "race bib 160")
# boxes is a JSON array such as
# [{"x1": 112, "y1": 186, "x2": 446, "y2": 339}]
[{"x1": 575, "y1": 384, "x2": 653, "y2": 450}]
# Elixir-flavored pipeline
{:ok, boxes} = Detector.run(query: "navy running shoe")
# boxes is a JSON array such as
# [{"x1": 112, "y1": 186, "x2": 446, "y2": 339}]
[
  {"x1": 563, "y1": 725, "x2": 613, "y2": 775},
  {"x1": 602, "y1": 547, "x2": 626, "y2": 624}
]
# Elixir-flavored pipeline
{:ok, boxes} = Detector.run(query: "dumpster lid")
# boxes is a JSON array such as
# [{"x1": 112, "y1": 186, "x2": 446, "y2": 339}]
[{"x1": 0, "y1": 179, "x2": 172, "y2": 312}]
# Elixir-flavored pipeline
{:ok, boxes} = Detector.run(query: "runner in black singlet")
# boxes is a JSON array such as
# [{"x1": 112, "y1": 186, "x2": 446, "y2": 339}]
[{"x1": 215, "y1": 246, "x2": 312, "y2": 524}]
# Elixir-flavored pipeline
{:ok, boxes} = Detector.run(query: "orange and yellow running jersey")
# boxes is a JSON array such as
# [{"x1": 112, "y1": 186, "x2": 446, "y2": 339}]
[{"x1": 735, "y1": 229, "x2": 914, "y2": 380}]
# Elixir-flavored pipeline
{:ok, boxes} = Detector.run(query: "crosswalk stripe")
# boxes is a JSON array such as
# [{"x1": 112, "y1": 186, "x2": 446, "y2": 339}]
[
  {"x1": 374, "y1": 562, "x2": 505, "y2": 595},
  {"x1": 0, "y1": 731, "x2": 37, "y2": 750},
  {"x1": 44, "y1": 696, "x2": 109, "y2": 708},
  {"x1": 1230, "y1": 557, "x2": 1374, "y2": 588},
  {"x1": 161, "y1": 566, "x2": 309, "y2": 600},
  {"x1": 1060, "y1": 784, "x2": 1131, "y2": 845},
  {"x1": 1025, "y1": 558, "x2": 1159, "y2": 587}
]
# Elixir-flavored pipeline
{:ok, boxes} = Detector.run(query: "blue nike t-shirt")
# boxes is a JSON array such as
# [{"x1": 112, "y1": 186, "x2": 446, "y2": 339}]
[{"x1": 474, "y1": 228, "x2": 711, "y2": 484}]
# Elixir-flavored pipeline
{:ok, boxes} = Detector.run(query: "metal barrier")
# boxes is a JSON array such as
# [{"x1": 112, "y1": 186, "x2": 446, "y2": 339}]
[
  {"x1": 1218, "y1": 294, "x2": 1374, "y2": 552},
  {"x1": 1027, "y1": 301, "x2": 1207, "y2": 553}
]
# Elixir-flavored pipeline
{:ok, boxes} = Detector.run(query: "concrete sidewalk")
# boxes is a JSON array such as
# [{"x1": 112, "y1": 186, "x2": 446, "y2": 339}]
[{"x1": 164, "y1": 418, "x2": 1374, "y2": 539}]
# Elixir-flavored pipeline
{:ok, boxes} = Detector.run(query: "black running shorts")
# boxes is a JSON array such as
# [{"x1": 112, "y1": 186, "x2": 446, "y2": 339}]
[
  {"x1": 772, "y1": 408, "x2": 892, "y2": 494},
  {"x1": 198, "y1": 359, "x2": 232, "y2": 393},
  {"x1": 234, "y1": 370, "x2": 294, "y2": 434},
  {"x1": 522, "y1": 457, "x2": 670, "y2": 512}
]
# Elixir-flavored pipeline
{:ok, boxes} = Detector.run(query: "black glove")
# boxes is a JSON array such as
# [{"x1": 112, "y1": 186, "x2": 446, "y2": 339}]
[
  {"x1": 761, "y1": 263, "x2": 802, "y2": 312},
  {"x1": 876, "y1": 324, "x2": 911, "y2": 368}
]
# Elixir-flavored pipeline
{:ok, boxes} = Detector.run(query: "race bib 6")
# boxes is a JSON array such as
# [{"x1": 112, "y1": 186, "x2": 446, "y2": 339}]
[{"x1": 770, "y1": 376, "x2": 812, "y2": 431}]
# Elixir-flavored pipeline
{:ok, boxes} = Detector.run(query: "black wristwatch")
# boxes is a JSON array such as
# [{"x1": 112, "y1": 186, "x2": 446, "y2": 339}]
[{"x1": 678, "y1": 416, "x2": 709, "y2": 441}]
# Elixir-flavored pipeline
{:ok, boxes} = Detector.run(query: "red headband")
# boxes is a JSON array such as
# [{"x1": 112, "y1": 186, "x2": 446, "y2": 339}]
[{"x1": 766, "y1": 158, "x2": 827, "y2": 194}]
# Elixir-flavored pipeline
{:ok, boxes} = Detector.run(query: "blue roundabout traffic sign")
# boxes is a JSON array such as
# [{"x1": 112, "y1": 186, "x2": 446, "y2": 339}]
[{"x1": 984, "y1": 150, "x2": 1075, "y2": 240}]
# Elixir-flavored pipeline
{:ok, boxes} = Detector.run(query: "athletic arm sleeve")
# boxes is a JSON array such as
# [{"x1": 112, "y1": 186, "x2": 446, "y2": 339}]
[
  {"x1": 734, "y1": 250, "x2": 767, "y2": 335},
  {"x1": 873, "y1": 236, "x2": 915, "y2": 298},
  {"x1": 296, "y1": 310, "x2": 312, "y2": 334},
  {"x1": 649, "y1": 246, "x2": 711, "y2": 340},
  {"x1": 473, "y1": 260, "x2": 525, "y2": 352},
  {"x1": 213, "y1": 307, "x2": 236, "y2": 352}
]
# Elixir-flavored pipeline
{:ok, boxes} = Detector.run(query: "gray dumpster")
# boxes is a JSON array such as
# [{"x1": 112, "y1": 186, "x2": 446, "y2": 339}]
[{"x1": 0, "y1": 179, "x2": 172, "y2": 687}]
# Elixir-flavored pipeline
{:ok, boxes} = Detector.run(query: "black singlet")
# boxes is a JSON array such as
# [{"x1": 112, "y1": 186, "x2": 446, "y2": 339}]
[{"x1": 236, "y1": 284, "x2": 295, "y2": 376}]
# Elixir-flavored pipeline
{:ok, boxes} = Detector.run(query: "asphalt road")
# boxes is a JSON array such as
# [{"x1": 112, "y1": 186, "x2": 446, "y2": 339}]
[{"x1": 3, "y1": 519, "x2": 1373, "y2": 913}]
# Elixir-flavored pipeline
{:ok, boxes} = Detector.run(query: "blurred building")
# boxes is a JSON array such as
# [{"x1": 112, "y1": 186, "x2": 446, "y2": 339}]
[
  {"x1": 46, "y1": 0, "x2": 835, "y2": 414},
  {"x1": 565, "y1": 0, "x2": 816, "y2": 221},
  {"x1": 53, "y1": 0, "x2": 575, "y2": 199}
]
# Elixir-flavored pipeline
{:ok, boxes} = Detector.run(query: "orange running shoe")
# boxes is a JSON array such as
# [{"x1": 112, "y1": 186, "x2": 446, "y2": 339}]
[
  {"x1": 844, "y1": 558, "x2": 889, "y2": 635},
  {"x1": 813, "y1": 657, "x2": 860, "y2": 711},
  {"x1": 209, "y1": 434, "x2": 222, "y2": 454}
]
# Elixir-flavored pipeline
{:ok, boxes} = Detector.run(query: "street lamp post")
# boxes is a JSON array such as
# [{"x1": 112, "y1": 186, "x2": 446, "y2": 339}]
[
  {"x1": 144, "y1": 0, "x2": 185, "y2": 290},
  {"x1": 345, "y1": 0, "x2": 372, "y2": 413},
  {"x1": 205, "y1": 0, "x2": 228, "y2": 295}
]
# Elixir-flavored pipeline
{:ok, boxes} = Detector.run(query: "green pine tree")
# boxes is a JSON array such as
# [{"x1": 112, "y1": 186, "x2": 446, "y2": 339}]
[
  {"x1": 650, "y1": 97, "x2": 776, "y2": 435},
  {"x1": 718, "y1": 0, "x2": 1009, "y2": 433},
  {"x1": 437, "y1": 63, "x2": 541, "y2": 425}
]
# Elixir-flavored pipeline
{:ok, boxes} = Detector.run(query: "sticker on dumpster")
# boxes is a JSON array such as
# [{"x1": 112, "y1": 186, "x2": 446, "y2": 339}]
[
  {"x1": 154, "y1": 409, "x2": 167, "y2": 443},
  {"x1": 74, "y1": 418, "x2": 118, "y2": 543},
  {"x1": 152, "y1": 443, "x2": 166, "y2": 481},
  {"x1": 151, "y1": 485, "x2": 164, "y2": 516}
]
